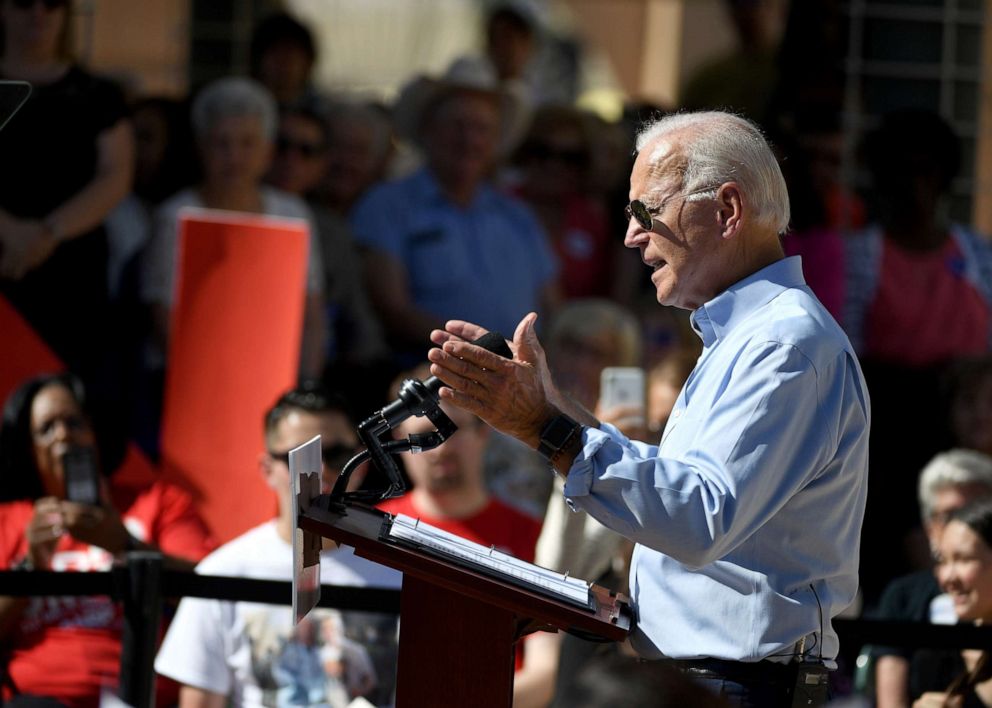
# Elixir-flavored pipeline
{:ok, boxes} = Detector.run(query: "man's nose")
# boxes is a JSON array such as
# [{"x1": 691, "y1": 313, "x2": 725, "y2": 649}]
[{"x1": 624, "y1": 217, "x2": 647, "y2": 249}]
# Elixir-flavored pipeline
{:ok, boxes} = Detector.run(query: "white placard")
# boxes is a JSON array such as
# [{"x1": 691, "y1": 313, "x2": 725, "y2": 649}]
[{"x1": 291, "y1": 435, "x2": 323, "y2": 624}]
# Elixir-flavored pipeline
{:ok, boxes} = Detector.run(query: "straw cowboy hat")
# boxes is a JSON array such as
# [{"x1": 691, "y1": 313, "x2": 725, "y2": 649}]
[{"x1": 392, "y1": 55, "x2": 530, "y2": 155}]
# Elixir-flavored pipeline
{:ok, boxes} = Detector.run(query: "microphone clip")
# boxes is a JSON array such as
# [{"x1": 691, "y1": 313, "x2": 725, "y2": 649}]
[{"x1": 326, "y1": 388, "x2": 458, "y2": 508}]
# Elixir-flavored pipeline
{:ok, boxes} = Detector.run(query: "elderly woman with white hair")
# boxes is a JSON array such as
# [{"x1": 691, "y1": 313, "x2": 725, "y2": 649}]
[
  {"x1": 874, "y1": 449, "x2": 992, "y2": 708},
  {"x1": 141, "y1": 76, "x2": 326, "y2": 379}
]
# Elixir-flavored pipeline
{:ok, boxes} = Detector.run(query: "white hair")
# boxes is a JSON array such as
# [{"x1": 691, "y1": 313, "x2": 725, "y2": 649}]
[
  {"x1": 191, "y1": 77, "x2": 278, "y2": 143},
  {"x1": 634, "y1": 111, "x2": 790, "y2": 235},
  {"x1": 918, "y1": 448, "x2": 992, "y2": 520}
]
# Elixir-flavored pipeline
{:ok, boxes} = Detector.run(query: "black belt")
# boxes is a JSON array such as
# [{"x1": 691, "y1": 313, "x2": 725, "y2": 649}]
[{"x1": 655, "y1": 657, "x2": 797, "y2": 684}]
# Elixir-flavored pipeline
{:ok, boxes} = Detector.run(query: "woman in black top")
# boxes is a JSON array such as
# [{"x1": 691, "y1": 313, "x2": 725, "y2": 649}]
[
  {"x1": 917, "y1": 501, "x2": 992, "y2": 707},
  {"x1": 0, "y1": 0, "x2": 132, "y2": 391}
]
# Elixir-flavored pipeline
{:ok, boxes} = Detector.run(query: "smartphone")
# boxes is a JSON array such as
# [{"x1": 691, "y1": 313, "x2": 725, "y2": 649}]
[
  {"x1": 62, "y1": 446, "x2": 101, "y2": 506},
  {"x1": 599, "y1": 367, "x2": 646, "y2": 425}
]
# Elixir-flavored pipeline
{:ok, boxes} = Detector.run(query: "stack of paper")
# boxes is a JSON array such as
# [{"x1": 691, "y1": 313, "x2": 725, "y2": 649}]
[{"x1": 384, "y1": 513, "x2": 593, "y2": 610}]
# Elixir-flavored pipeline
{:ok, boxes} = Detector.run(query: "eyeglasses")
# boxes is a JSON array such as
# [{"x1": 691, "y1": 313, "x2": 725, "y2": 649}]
[
  {"x1": 268, "y1": 443, "x2": 358, "y2": 470},
  {"x1": 276, "y1": 135, "x2": 324, "y2": 159},
  {"x1": 625, "y1": 185, "x2": 720, "y2": 231},
  {"x1": 11, "y1": 0, "x2": 68, "y2": 10}
]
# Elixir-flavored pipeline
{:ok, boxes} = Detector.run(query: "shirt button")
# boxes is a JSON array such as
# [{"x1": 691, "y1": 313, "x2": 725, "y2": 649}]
[{"x1": 672, "y1": 409, "x2": 682, "y2": 419}]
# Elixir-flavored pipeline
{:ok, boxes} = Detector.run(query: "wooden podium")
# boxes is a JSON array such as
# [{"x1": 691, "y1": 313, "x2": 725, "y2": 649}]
[{"x1": 297, "y1": 499, "x2": 632, "y2": 707}]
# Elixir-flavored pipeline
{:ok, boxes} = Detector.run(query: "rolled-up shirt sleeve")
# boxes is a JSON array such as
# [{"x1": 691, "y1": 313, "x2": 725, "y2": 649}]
[{"x1": 564, "y1": 340, "x2": 862, "y2": 569}]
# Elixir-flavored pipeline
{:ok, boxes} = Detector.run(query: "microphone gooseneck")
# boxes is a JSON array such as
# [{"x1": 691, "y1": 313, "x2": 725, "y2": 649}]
[{"x1": 327, "y1": 332, "x2": 511, "y2": 506}]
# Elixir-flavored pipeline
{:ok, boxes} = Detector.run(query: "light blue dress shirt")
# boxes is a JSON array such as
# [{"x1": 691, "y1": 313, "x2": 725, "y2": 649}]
[
  {"x1": 564, "y1": 257, "x2": 870, "y2": 663},
  {"x1": 350, "y1": 167, "x2": 557, "y2": 341}
]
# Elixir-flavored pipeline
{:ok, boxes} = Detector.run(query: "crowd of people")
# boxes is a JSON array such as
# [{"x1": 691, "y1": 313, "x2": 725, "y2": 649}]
[{"x1": 1, "y1": 0, "x2": 992, "y2": 706}]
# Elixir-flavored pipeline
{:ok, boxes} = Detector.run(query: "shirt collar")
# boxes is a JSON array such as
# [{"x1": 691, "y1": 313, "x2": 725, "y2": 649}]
[{"x1": 690, "y1": 256, "x2": 806, "y2": 346}]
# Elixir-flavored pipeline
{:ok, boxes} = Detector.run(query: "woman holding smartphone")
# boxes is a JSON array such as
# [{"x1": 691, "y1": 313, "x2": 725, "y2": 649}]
[{"x1": 0, "y1": 372, "x2": 214, "y2": 708}]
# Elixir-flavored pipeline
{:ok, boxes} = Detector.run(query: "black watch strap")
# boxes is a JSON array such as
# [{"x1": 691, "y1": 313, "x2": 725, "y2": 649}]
[{"x1": 537, "y1": 414, "x2": 583, "y2": 463}]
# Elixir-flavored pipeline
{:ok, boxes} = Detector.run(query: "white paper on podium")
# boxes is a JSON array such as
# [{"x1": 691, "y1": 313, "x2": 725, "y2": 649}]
[
  {"x1": 384, "y1": 513, "x2": 593, "y2": 610},
  {"x1": 291, "y1": 435, "x2": 323, "y2": 623}
]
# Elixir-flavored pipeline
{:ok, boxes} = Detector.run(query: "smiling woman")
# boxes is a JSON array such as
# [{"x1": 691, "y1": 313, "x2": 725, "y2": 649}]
[
  {"x1": 916, "y1": 502, "x2": 992, "y2": 707},
  {"x1": 938, "y1": 516, "x2": 992, "y2": 624}
]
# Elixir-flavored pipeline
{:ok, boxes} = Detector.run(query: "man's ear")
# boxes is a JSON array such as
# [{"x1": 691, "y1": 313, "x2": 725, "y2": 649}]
[
  {"x1": 259, "y1": 451, "x2": 276, "y2": 489},
  {"x1": 717, "y1": 183, "x2": 744, "y2": 239}
]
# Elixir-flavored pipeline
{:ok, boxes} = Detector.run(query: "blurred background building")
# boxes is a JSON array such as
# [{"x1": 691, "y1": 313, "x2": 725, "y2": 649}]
[{"x1": 78, "y1": 0, "x2": 992, "y2": 232}]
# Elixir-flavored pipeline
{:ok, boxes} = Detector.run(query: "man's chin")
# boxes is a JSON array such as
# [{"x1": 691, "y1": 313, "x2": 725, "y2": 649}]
[{"x1": 425, "y1": 477, "x2": 465, "y2": 494}]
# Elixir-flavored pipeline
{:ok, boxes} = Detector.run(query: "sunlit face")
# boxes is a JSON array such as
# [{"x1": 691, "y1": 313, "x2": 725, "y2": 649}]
[
  {"x1": 624, "y1": 136, "x2": 727, "y2": 311},
  {"x1": 396, "y1": 403, "x2": 489, "y2": 498},
  {"x1": 199, "y1": 114, "x2": 273, "y2": 191},
  {"x1": 29, "y1": 383, "x2": 97, "y2": 498},
  {"x1": 422, "y1": 91, "x2": 500, "y2": 190},
  {"x1": 936, "y1": 520, "x2": 992, "y2": 623},
  {"x1": 264, "y1": 409, "x2": 359, "y2": 501}
]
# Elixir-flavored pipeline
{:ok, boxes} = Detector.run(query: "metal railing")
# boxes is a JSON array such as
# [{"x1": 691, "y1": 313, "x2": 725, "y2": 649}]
[
  {"x1": 2, "y1": 556, "x2": 991, "y2": 707},
  {"x1": 0, "y1": 552, "x2": 401, "y2": 708}
]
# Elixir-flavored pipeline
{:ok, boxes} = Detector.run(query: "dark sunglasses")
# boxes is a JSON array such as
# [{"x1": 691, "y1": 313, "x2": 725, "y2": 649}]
[
  {"x1": 624, "y1": 185, "x2": 720, "y2": 231},
  {"x1": 11, "y1": 0, "x2": 68, "y2": 9},
  {"x1": 268, "y1": 443, "x2": 358, "y2": 470},
  {"x1": 276, "y1": 135, "x2": 324, "y2": 159}
]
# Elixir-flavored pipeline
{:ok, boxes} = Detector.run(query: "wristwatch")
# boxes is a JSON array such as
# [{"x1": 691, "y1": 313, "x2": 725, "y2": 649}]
[{"x1": 537, "y1": 413, "x2": 584, "y2": 472}]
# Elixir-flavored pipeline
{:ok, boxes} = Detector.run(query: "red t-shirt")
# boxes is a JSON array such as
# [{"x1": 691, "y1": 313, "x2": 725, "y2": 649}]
[
  {"x1": 0, "y1": 479, "x2": 215, "y2": 708},
  {"x1": 553, "y1": 195, "x2": 614, "y2": 300},
  {"x1": 511, "y1": 185, "x2": 614, "y2": 300},
  {"x1": 378, "y1": 494, "x2": 542, "y2": 670},
  {"x1": 378, "y1": 494, "x2": 540, "y2": 563},
  {"x1": 864, "y1": 236, "x2": 990, "y2": 366}
]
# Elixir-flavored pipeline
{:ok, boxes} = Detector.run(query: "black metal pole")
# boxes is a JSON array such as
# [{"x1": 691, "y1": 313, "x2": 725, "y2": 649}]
[{"x1": 117, "y1": 551, "x2": 163, "y2": 708}]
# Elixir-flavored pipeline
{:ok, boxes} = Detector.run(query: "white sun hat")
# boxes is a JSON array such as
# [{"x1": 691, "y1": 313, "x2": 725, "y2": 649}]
[{"x1": 392, "y1": 55, "x2": 530, "y2": 156}]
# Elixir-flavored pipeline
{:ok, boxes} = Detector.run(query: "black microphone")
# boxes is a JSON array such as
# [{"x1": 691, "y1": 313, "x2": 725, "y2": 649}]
[{"x1": 376, "y1": 331, "x2": 512, "y2": 430}]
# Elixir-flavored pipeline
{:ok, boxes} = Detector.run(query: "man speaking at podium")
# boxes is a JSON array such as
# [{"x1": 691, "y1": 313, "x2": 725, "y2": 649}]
[{"x1": 427, "y1": 111, "x2": 870, "y2": 708}]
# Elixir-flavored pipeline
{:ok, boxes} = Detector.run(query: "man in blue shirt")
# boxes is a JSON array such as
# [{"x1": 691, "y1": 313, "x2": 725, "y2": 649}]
[
  {"x1": 426, "y1": 111, "x2": 870, "y2": 707},
  {"x1": 351, "y1": 56, "x2": 558, "y2": 363}
]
